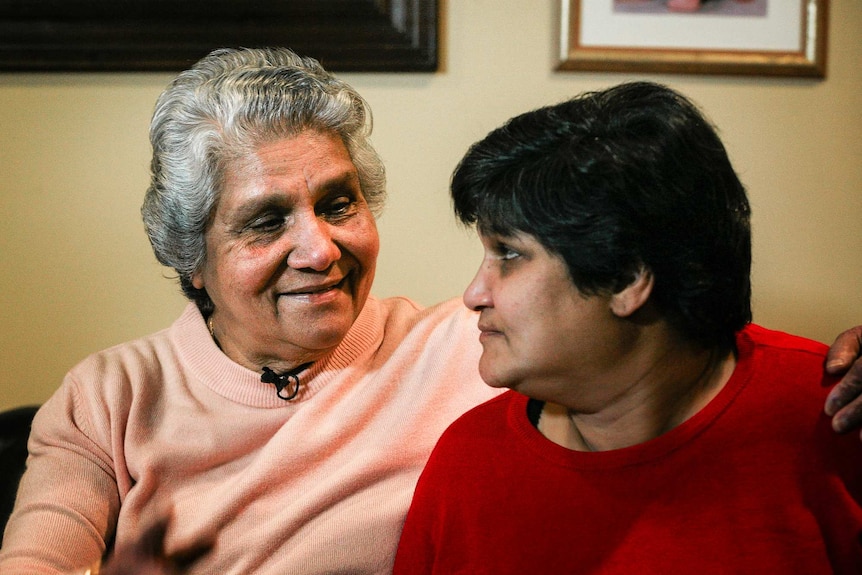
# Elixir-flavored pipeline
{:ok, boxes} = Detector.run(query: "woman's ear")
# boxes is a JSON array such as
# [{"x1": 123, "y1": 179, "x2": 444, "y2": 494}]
[
  {"x1": 191, "y1": 270, "x2": 205, "y2": 290},
  {"x1": 610, "y1": 267, "x2": 654, "y2": 318}
]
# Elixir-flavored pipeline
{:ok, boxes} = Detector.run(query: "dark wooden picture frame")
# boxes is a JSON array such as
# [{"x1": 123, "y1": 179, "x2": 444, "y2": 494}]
[{"x1": 0, "y1": 0, "x2": 438, "y2": 72}]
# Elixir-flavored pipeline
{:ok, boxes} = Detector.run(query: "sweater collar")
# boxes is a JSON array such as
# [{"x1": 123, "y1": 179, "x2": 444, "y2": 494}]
[{"x1": 171, "y1": 298, "x2": 384, "y2": 408}]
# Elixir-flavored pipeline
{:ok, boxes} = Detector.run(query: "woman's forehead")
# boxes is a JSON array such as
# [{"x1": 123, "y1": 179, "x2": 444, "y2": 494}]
[{"x1": 219, "y1": 133, "x2": 358, "y2": 197}]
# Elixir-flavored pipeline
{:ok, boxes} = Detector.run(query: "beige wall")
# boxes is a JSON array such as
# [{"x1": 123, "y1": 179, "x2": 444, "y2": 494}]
[{"x1": 1, "y1": 1, "x2": 860, "y2": 411}]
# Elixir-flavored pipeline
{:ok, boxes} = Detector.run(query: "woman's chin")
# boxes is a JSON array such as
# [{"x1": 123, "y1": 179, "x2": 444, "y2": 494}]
[{"x1": 478, "y1": 365, "x2": 515, "y2": 390}]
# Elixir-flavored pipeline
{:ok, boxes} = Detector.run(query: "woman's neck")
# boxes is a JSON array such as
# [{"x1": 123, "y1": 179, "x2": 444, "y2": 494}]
[{"x1": 539, "y1": 340, "x2": 737, "y2": 452}]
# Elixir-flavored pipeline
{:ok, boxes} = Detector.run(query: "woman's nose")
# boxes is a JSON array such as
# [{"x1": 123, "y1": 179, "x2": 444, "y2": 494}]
[
  {"x1": 286, "y1": 216, "x2": 342, "y2": 271},
  {"x1": 463, "y1": 264, "x2": 493, "y2": 311}
]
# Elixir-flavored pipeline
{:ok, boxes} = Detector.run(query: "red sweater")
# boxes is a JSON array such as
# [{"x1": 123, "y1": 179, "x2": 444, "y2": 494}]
[{"x1": 394, "y1": 324, "x2": 862, "y2": 574}]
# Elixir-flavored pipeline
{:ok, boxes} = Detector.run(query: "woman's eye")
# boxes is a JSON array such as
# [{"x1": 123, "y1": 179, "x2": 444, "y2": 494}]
[
  {"x1": 249, "y1": 215, "x2": 284, "y2": 232},
  {"x1": 494, "y1": 244, "x2": 520, "y2": 261},
  {"x1": 322, "y1": 196, "x2": 356, "y2": 219},
  {"x1": 502, "y1": 248, "x2": 520, "y2": 260}
]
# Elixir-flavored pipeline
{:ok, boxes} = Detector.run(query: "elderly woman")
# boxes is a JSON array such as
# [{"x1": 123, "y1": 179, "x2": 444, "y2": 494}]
[
  {"x1": 393, "y1": 82, "x2": 862, "y2": 573},
  {"x1": 0, "y1": 50, "x2": 860, "y2": 575},
  {"x1": 0, "y1": 48, "x2": 498, "y2": 574}
]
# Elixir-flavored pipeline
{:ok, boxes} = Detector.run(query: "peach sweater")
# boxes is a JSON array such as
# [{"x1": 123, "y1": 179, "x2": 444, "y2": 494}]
[{"x1": 0, "y1": 297, "x2": 499, "y2": 574}]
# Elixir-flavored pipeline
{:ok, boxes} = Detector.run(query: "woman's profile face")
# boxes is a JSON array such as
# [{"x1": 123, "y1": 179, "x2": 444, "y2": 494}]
[
  {"x1": 462, "y1": 230, "x2": 628, "y2": 407},
  {"x1": 192, "y1": 130, "x2": 379, "y2": 370}
]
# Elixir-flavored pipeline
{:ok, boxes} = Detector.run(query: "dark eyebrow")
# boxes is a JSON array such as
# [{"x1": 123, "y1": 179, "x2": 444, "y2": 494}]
[
  {"x1": 318, "y1": 170, "x2": 362, "y2": 196},
  {"x1": 232, "y1": 195, "x2": 287, "y2": 220}
]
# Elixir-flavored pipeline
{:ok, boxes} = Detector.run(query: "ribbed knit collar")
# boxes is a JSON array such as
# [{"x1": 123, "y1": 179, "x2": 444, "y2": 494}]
[{"x1": 170, "y1": 298, "x2": 385, "y2": 408}]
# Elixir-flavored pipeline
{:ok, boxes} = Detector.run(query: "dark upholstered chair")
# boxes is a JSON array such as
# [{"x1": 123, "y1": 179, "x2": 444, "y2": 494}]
[{"x1": 0, "y1": 405, "x2": 39, "y2": 536}]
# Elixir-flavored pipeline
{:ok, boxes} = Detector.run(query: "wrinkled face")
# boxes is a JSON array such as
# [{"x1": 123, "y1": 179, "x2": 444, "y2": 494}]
[
  {"x1": 463, "y1": 230, "x2": 625, "y2": 405},
  {"x1": 192, "y1": 130, "x2": 379, "y2": 371}
]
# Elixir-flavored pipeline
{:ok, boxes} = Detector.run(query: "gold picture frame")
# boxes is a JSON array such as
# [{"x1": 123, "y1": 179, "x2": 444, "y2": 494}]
[{"x1": 558, "y1": 0, "x2": 828, "y2": 77}]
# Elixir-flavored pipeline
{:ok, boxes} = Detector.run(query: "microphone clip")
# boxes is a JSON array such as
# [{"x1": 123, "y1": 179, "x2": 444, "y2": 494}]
[{"x1": 260, "y1": 366, "x2": 303, "y2": 401}]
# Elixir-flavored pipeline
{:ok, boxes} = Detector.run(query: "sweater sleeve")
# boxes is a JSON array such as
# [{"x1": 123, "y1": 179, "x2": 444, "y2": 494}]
[
  {"x1": 391, "y1": 460, "x2": 442, "y2": 575},
  {"x1": 392, "y1": 409, "x2": 478, "y2": 575},
  {"x1": 0, "y1": 370, "x2": 121, "y2": 575}
]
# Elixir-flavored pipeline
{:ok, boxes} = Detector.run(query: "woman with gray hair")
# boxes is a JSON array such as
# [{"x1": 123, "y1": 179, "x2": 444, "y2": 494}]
[
  {"x1": 0, "y1": 47, "x2": 498, "y2": 574},
  {"x1": 1, "y1": 48, "x2": 861, "y2": 575}
]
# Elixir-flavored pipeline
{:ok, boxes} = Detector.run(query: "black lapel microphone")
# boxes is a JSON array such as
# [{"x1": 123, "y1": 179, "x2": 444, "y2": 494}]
[{"x1": 260, "y1": 363, "x2": 312, "y2": 401}]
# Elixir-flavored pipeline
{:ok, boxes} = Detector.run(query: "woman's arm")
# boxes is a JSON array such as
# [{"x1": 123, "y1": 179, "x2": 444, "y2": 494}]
[{"x1": 0, "y1": 380, "x2": 120, "y2": 574}]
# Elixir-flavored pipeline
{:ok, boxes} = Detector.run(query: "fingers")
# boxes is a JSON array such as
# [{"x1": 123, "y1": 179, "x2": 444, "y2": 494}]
[
  {"x1": 827, "y1": 366, "x2": 862, "y2": 433},
  {"x1": 171, "y1": 539, "x2": 214, "y2": 571},
  {"x1": 138, "y1": 516, "x2": 171, "y2": 557},
  {"x1": 830, "y1": 395, "x2": 862, "y2": 436},
  {"x1": 99, "y1": 517, "x2": 172, "y2": 575},
  {"x1": 825, "y1": 326, "x2": 862, "y2": 375},
  {"x1": 99, "y1": 512, "x2": 212, "y2": 575},
  {"x1": 824, "y1": 326, "x2": 862, "y2": 434},
  {"x1": 823, "y1": 326, "x2": 862, "y2": 435},
  {"x1": 822, "y1": 325, "x2": 862, "y2": 436}
]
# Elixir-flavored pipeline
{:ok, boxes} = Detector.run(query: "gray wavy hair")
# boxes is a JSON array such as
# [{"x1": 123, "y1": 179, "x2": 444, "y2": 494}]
[{"x1": 141, "y1": 47, "x2": 386, "y2": 314}]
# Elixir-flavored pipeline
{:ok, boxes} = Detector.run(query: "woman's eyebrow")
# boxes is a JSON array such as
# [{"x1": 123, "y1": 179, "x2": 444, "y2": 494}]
[
  {"x1": 227, "y1": 195, "x2": 290, "y2": 224},
  {"x1": 316, "y1": 170, "x2": 362, "y2": 195}
]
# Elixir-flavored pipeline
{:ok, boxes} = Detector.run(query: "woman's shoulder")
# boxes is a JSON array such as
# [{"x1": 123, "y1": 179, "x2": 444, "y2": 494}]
[
  {"x1": 737, "y1": 323, "x2": 834, "y2": 388},
  {"x1": 741, "y1": 323, "x2": 829, "y2": 357},
  {"x1": 374, "y1": 295, "x2": 476, "y2": 330},
  {"x1": 70, "y1": 319, "x2": 181, "y2": 383},
  {"x1": 61, "y1": 304, "x2": 204, "y2": 406},
  {"x1": 436, "y1": 392, "x2": 517, "y2": 445}
]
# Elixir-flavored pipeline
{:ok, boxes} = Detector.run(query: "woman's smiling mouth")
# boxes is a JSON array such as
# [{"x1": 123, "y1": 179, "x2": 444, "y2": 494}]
[{"x1": 280, "y1": 274, "x2": 350, "y2": 300}]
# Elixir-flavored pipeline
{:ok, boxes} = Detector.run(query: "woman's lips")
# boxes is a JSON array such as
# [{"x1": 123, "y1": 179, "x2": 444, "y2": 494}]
[{"x1": 280, "y1": 274, "x2": 350, "y2": 302}]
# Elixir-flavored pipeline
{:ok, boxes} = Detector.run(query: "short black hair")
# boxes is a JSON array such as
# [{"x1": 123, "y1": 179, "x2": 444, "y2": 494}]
[{"x1": 451, "y1": 81, "x2": 751, "y2": 349}]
